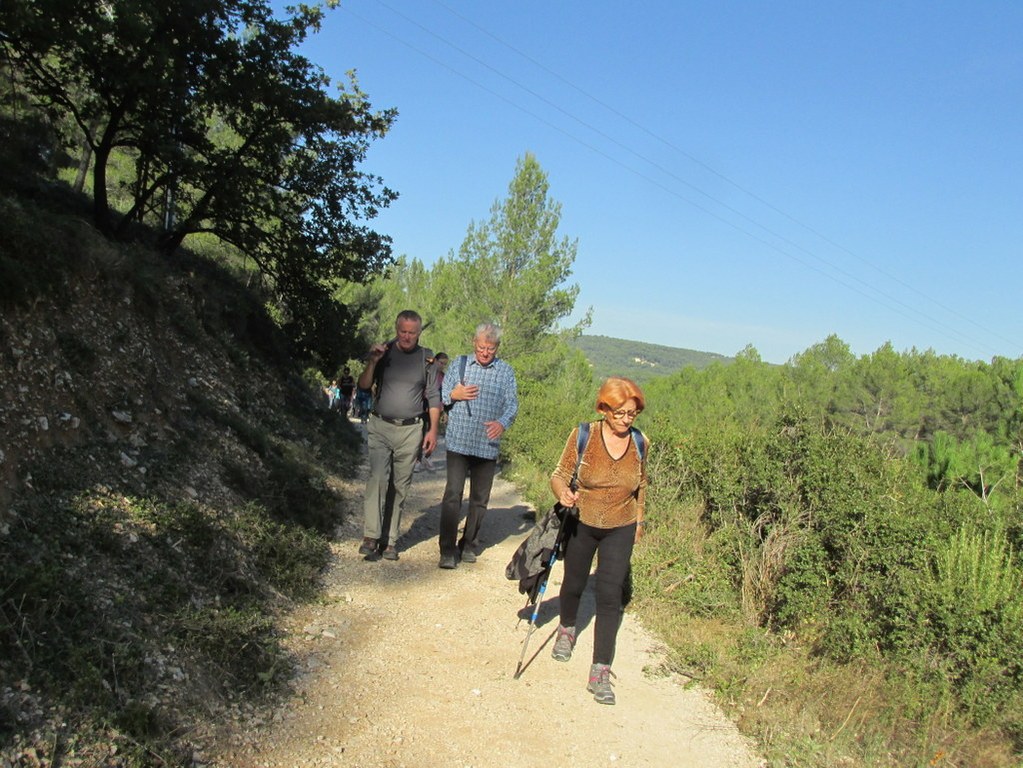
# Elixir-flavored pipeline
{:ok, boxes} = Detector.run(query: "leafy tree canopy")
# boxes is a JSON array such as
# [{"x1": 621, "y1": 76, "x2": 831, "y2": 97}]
[{"x1": 0, "y1": 0, "x2": 397, "y2": 370}]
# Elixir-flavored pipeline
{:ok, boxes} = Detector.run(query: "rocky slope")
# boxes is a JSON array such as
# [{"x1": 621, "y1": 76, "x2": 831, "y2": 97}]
[{"x1": 0, "y1": 228, "x2": 359, "y2": 766}]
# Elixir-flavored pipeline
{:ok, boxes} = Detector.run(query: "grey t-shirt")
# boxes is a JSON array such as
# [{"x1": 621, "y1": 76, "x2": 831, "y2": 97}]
[{"x1": 373, "y1": 345, "x2": 442, "y2": 421}]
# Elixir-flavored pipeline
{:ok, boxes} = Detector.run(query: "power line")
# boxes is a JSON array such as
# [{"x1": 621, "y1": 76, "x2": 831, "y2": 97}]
[
  {"x1": 342, "y1": 1, "x2": 1015, "y2": 359},
  {"x1": 428, "y1": 0, "x2": 1019, "y2": 356}
]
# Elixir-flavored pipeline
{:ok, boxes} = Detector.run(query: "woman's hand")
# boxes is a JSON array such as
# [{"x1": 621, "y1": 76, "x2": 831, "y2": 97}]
[{"x1": 557, "y1": 487, "x2": 580, "y2": 509}]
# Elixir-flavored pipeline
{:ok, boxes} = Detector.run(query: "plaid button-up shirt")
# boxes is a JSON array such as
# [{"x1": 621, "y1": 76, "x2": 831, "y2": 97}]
[{"x1": 442, "y1": 355, "x2": 518, "y2": 460}]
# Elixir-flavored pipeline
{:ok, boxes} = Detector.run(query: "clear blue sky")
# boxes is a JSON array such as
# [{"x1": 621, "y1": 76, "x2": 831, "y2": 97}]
[{"x1": 297, "y1": 0, "x2": 1022, "y2": 364}]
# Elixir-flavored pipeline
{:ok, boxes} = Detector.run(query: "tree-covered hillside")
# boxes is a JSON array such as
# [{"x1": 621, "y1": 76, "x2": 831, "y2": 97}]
[{"x1": 569, "y1": 334, "x2": 732, "y2": 383}]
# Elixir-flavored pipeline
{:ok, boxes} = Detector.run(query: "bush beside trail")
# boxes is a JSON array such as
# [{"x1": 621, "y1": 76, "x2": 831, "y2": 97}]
[{"x1": 502, "y1": 351, "x2": 1023, "y2": 767}]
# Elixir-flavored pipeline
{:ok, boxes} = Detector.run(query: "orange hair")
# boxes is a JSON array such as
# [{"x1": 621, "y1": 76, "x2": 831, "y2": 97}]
[{"x1": 595, "y1": 377, "x2": 645, "y2": 414}]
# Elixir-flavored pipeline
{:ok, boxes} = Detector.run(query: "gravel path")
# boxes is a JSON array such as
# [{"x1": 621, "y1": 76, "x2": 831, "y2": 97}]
[{"x1": 211, "y1": 434, "x2": 763, "y2": 768}]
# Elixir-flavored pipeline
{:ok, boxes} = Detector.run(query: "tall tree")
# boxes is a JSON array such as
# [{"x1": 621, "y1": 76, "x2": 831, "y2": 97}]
[
  {"x1": 784, "y1": 334, "x2": 853, "y2": 419},
  {"x1": 0, "y1": 0, "x2": 397, "y2": 369},
  {"x1": 442, "y1": 153, "x2": 584, "y2": 359}
]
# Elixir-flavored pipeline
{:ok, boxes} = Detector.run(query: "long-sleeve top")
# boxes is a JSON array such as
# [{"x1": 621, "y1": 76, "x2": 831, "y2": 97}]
[
  {"x1": 551, "y1": 421, "x2": 647, "y2": 529},
  {"x1": 442, "y1": 354, "x2": 518, "y2": 460}
]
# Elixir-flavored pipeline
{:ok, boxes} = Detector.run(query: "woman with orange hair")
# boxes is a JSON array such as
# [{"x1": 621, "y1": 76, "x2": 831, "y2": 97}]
[{"x1": 549, "y1": 377, "x2": 648, "y2": 705}]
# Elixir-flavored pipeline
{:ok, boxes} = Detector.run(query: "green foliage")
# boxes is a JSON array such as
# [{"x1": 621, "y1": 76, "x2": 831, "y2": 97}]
[
  {"x1": 913, "y1": 429, "x2": 1017, "y2": 504},
  {"x1": 454, "y1": 153, "x2": 582, "y2": 358},
  {"x1": 357, "y1": 153, "x2": 586, "y2": 362},
  {"x1": 924, "y1": 521, "x2": 1023, "y2": 722},
  {"x1": 500, "y1": 343, "x2": 597, "y2": 511},
  {"x1": 0, "y1": 0, "x2": 397, "y2": 371}
]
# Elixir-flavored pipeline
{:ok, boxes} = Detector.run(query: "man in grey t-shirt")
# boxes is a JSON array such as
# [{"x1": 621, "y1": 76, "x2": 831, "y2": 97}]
[{"x1": 357, "y1": 310, "x2": 442, "y2": 561}]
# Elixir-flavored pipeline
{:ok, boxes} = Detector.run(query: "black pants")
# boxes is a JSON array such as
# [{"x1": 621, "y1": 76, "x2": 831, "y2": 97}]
[
  {"x1": 438, "y1": 450, "x2": 497, "y2": 558},
  {"x1": 558, "y1": 520, "x2": 636, "y2": 665}
]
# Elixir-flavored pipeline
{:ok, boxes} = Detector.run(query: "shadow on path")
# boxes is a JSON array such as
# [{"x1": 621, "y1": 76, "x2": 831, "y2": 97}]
[{"x1": 382, "y1": 437, "x2": 535, "y2": 556}]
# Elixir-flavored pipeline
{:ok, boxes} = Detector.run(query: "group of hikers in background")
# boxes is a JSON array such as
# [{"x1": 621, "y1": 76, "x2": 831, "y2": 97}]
[
  {"x1": 323, "y1": 366, "x2": 370, "y2": 422},
  {"x1": 335, "y1": 309, "x2": 649, "y2": 706}
]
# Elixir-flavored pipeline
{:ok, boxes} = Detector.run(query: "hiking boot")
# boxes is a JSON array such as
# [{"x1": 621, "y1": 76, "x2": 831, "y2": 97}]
[
  {"x1": 551, "y1": 625, "x2": 575, "y2": 662},
  {"x1": 358, "y1": 537, "x2": 378, "y2": 556},
  {"x1": 381, "y1": 545, "x2": 399, "y2": 561},
  {"x1": 587, "y1": 663, "x2": 616, "y2": 705},
  {"x1": 438, "y1": 555, "x2": 457, "y2": 569}
]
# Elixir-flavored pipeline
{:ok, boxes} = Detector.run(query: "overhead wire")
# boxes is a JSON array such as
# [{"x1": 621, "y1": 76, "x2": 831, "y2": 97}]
[
  {"x1": 427, "y1": 0, "x2": 1019, "y2": 357},
  {"x1": 341, "y1": 1, "x2": 1014, "y2": 359}
]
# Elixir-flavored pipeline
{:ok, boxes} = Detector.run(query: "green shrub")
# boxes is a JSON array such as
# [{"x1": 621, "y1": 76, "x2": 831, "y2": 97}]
[{"x1": 923, "y1": 521, "x2": 1023, "y2": 723}]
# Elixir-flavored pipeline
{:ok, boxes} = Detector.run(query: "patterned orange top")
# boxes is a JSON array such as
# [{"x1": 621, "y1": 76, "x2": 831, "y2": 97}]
[{"x1": 551, "y1": 420, "x2": 647, "y2": 530}]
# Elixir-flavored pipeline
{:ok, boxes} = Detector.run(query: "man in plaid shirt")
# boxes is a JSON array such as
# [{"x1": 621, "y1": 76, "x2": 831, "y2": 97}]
[{"x1": 437, "y1": 322, "x2": 519, "y2": 569}]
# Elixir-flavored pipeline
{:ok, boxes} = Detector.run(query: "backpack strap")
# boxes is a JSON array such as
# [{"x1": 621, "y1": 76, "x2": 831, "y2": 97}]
[
  {"x1": 630, "y1": 427, "x2": 647, "y2": 462},
  {"x1": 570, "y1": 422, "x2": 591, "y2": 491},
  {"x1": 456, "y1": 354, "x2": 471, "y2": 416}
]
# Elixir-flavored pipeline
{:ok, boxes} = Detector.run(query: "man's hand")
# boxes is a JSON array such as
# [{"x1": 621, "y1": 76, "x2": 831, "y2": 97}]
[
  {"x1": 423, "y1": 407, "x2": 441, "y2": 456},
  {"x1": 484, "y1": 420, "x2": 505, "y2": 440},
  {"x1": 451, "y1": 383, "x2": 479, "y2": 401},
  {"x1": 367, "y1": 342, "x2": 388, "y2": 363},
  {"x1": 422, "y1": 429, "x2": 438, "y2": 456}
]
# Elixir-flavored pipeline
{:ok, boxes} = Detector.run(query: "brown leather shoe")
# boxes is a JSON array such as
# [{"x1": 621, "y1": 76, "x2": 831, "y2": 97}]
[{"x1": 358, "y1": 537, "x2": 378, "y2": 556}]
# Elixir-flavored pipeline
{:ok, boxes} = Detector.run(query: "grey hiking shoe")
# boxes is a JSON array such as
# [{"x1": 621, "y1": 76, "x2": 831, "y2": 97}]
[
  {"x1": 438, "y1": 555, "x2": 457, "y2": 569},
  {"x1": 551, "y1": 625, "x2": 575, "y2": 662},
  {"x1": 587, "y1": 663, "x2": 616, "y2": 705}
]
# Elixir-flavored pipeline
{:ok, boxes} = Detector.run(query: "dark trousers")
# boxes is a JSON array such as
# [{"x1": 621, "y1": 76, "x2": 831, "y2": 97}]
[
  {"x1": 439, "y1": 450, "x2": 498, "y2": 558},
  {"x1": 558, "y1": 521, "x2": 636, "y2": 665}
]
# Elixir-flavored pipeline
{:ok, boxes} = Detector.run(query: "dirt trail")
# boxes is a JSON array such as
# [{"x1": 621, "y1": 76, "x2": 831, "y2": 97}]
[{"x1": 211, "y1": 433, "x2": 763, "y2": 768}]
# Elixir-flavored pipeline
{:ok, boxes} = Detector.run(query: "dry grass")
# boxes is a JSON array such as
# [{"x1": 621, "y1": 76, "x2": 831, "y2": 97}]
[{"x1": 631, "y1": 601, "x2": 1020, "y2": 768}]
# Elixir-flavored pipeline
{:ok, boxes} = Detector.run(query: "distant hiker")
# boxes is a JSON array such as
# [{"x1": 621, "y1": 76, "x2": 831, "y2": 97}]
[
  {"x1": 357, "y1": 310, "x2": 442, "y2": 561},
  {"x1": 323, "y1": 379, "x2": 341, "y2": 410},
  {"x1": 338, "y1": 367, "x2": 356, "y2": 416},
  {"x1": 549, "y1": 377, "x2": 648, "y2": 705},
  {"x1": 437, "y1": 324, "x2": 518, "y2": 569},
  {"x1": 354, "y1": 386, "x2": 372, "y2": 423},
  {"x1": 414, "y1": 352, "x2": 449, "y2": 473},
  {"x1": 433, "y1": 351, "x2": 449, "y2": 403}
]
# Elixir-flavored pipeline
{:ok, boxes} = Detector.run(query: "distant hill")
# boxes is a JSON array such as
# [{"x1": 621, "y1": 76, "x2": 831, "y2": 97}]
[{"x1": 568, "y1": 334, "x2": 733, "y2": 383}]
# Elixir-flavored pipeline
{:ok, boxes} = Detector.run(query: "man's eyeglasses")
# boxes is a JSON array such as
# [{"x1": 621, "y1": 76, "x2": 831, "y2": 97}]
[
  {"x1": 611, "y1": 409, "x2": 640, "y2": 420},
  {"x1": 475, "y1": 344, "x2": 498, "y2": 354}
]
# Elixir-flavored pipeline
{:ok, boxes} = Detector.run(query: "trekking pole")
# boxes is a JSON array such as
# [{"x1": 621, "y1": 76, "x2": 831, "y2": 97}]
[
  {"x1": 513, "y1": 542, "x2": 560, "y2": 679},
  {"x1": 513, "y1": 504, "x2": 574, "y2": 680}
]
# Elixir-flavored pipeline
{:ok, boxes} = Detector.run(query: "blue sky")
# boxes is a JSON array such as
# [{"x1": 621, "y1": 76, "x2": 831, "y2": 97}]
[{"x1": 297, "y1": 1, "x2": 1022, "y2": 364}]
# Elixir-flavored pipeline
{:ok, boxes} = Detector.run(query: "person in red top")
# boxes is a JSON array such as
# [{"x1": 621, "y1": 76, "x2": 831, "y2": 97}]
[{"x1": 548, "y1": 377, "x2": 648, "y2": 705}]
